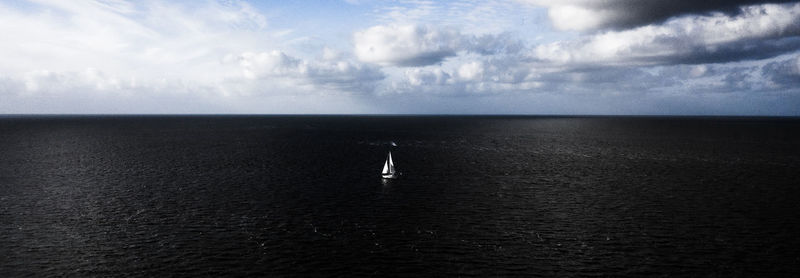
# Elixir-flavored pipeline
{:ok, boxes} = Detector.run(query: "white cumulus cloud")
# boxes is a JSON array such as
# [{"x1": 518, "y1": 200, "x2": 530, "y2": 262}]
[
  {"x1": 235, "y1": 50, "x2": 384, "y2": 93},
  {"x1": 354, "y1": 24, "x2": 463, "y2": 67},
  {"x1": 353, "y1": 24, "x2": 523, "y2": 67}
]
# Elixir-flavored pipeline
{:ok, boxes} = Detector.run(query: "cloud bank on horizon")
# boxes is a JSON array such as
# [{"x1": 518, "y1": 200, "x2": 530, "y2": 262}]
[{"x1": 1, "y1": 0, "x2": 799, "y2": 114}]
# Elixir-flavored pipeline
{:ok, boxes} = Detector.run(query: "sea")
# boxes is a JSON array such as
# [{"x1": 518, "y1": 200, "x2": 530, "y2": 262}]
[{"x1": 1, "y1": 115, "x2": 799, "y2": 277}]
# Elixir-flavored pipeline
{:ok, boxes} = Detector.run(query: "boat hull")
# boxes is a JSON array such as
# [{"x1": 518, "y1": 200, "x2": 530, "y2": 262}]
[{"x1": 381, "y1": 173, "x2": 398, "y2": 179}]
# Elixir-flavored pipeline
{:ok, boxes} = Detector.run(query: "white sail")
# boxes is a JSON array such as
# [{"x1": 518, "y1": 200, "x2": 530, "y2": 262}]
[
  {"x1": 382, "y1": 159, "x2": 390, "y2": 174},
  {"x1": 388, "y1": 152, "x2": 394, "y2": 172}
]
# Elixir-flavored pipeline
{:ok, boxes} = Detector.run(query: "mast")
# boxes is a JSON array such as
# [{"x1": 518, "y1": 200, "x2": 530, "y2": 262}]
[{"x1": 388, "y1": 152, "x2": 394, "y2": 172}]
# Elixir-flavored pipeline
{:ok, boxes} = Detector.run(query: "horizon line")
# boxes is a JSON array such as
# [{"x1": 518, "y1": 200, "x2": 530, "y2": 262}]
[{"x1": 2, "y1": 113, "x2": 799, "y2": 118}]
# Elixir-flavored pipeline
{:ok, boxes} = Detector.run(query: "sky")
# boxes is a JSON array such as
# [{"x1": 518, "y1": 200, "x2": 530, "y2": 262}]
[{"x1": 1, "y1": 0, "x2": 799, "y2": 115}]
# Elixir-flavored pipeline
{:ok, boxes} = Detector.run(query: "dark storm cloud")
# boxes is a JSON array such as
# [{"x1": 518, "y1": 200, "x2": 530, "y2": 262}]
[
  {"x1": 531, "y1": 0, "x2": 800, "y2": 31},
  {"x1": 602, "y1": 0, "x2": 798, "y2": 29},
  {"x1": 554, "y1": 0, "x2": 798, "y2": 30}
]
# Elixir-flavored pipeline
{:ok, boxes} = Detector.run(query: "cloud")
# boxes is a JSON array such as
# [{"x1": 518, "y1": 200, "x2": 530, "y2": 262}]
[
  {"x1": 5, "y1": 67, "x2": 221, "y2": 98},
  {"x1": 0, "y1": 0, "x2": 385, "y2": 100},
  {"x1": 1, "y1": 0, "x2": 799, "y2": 115},
  {"x1": 762, "y1": 54, "x2": 800, "y2": 88},
  {"x1": 532, "y1": 3, "x2": 800, "y2": 66},
  {"x1": 0, "y1": 0, "x2": 274, "y2": 86},
  {"x1": 385, "y1": 55, "x2": 539, "y2": 95},
  {"x1": 354, "y1": 24, "x2": 463, "y2": 67},
  {"x1": 374, "y1": 0, "x2": 536, "y2": 34},
  {"x1": 376, "y1": 0, "x2": 438, "y2": 24},
  {"x1": 354, "y1": 1, "x2": 800, "y2": 105},
  {"x1": 353, "y1": 24, "x2": 523, "y2": 67},
  {"x1": 457, "y1": 61, "x2": 484, "y2": 81},
  {"x1": 404, "y1": 68, "x2": 453, "y2": 86},
  {"x1": 525, "y1": 0, "x2": 797, "y2": 31},
  {"x1": 235, "y1": 50, "x2": 385, "y2": 93},
  {"x1": 21, "y1": 69, "x2": 126, "y2": 95}
]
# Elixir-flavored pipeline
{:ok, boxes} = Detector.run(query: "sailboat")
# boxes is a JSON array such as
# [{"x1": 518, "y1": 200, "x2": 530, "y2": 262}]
[{"x1": 381, "y1": 151, "x2": 399, "y2": 179}]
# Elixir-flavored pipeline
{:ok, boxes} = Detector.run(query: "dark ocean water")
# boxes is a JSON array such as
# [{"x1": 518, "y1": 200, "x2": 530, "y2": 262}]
[{"x1": 1, "y1": 116, "x2": 799, "y2": 277}]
